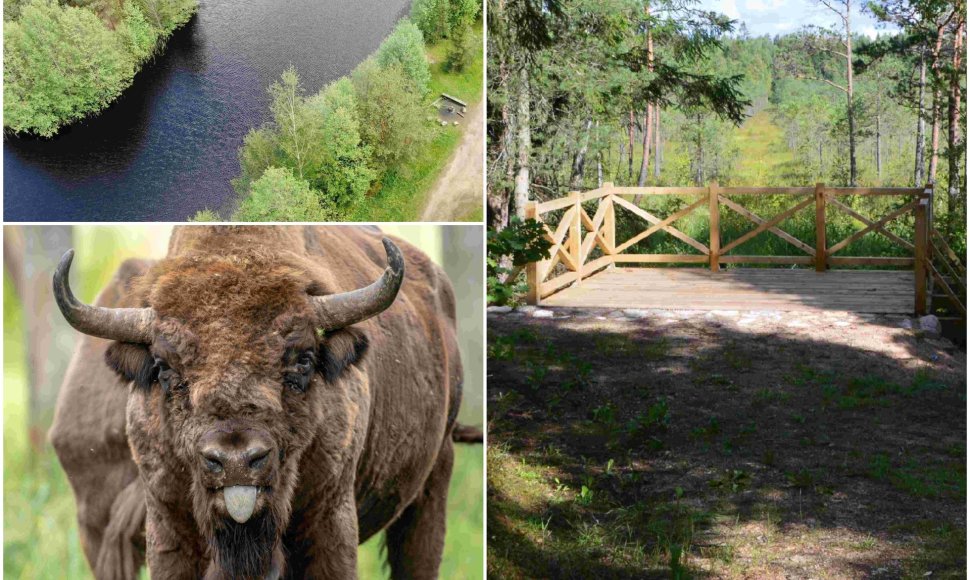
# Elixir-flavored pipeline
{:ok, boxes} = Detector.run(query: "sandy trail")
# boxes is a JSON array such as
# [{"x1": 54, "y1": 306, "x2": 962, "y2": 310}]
[{"x1": 421, "y1": 100, "x2": 483, "y2": 221}]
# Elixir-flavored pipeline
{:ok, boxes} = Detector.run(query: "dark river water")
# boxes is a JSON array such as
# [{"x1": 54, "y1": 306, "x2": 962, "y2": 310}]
[{"x1": 4, "y1": 0, "x2": 410, "y2": 222}]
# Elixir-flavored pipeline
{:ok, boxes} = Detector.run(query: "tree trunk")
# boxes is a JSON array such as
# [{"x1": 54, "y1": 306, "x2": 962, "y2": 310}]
[
  {"x1": 570, "y1": 117, "x2": 593, "y2": 189},
  {"x1": 635, "y1": 106, "x2": 653, "y2": 190},
  {"x1": 875, "y1": 105, "x2": 882, "y2": 180},
  {"x1": 653, "y1": 106, "x2": 661, "y2": 178},
  {"x1": 514, "y1": 65, "x2": 531, "y2": 219},
  {"x1": 627, "y1": 110, "x2": 635, "y2": 182},
  {"x1": 946, "y1": 15, "x2": 965, "y2": 237},
  {"x1": 845, "y1": 0, "x2": 857, "y2": 186},
  {"x1": 915, "y1": 50, "x2": 927, "y2": 186},
  {"x1": 928, "y1": 22, "x2": 946, "y2": 184},
  {"x1": 6, "y1": 226, "x2": 75, "y2": 453}
]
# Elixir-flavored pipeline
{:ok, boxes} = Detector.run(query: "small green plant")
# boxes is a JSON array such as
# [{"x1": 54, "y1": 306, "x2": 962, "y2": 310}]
[
  {"x1": 591, "y1": 403, "x2": 616, "y2": 424},
  {"x1": 709, "y1": 469, "x2": 750, "y2": 493},
  {"x1": 487, "y1": 218, "x2": 552, "y2": 305},
  {"x1": 577, "y1": 484, "x2": 594, "y2": 506}
]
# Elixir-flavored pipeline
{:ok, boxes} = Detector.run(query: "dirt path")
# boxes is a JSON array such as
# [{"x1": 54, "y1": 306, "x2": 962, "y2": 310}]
[
  {"x1": 488, "y1": 306, "x2": 965, "y2": 579},
  {"x1": 421, "y1": 100, "x2": 483, "y2": 221}
]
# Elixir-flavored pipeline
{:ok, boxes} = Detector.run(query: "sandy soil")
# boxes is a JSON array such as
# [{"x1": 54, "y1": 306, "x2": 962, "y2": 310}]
[
  {"x1": 421, "y1": 100, "x2": 483, "y2": 221},
  {"x1": 488, "y1": 307, "x2": 966, "y2": 579}
]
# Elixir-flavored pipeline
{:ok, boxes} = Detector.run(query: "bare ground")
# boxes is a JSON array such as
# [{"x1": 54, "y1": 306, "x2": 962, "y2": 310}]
[
  {"x1": 421, "y1": 100, "x2": 483, "y2": 221},
  {"x1": 487, "y1": 307, "x2": 966, "y2": 579}
]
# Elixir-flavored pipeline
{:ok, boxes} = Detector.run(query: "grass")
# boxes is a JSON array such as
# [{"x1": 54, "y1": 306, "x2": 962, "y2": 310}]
[
  {"x1": 488, "y1": 313, "x2": 966, "y2": 578},
  {"x1": 350, "y1": 21, "x2": 483, "y2": 222}
]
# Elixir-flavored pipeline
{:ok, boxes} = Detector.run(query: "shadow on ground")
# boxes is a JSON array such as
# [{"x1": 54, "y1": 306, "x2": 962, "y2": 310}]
[{"x1": 487, "y1": 310, "x2": 966, "y2": 579}]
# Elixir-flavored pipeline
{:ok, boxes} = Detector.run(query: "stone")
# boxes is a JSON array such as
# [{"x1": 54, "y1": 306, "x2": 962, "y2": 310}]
[
  {"x1": 487, "y1": 305, "x2": 512, "y2": 314},
  {"x1": 533, "y1": 309, "x2": 555, "y2": 318},
  {"x1": 898, "y1": 318, "x2": 914, "y2": 330},
  {"x1": 623, "y1": 309, "x2": 650, "y2": 319},
  {"x1": 516, "y1": 305, "x2": 537, "y2": 314},
  {"x1": 918, "y1": 314, "x2": 941, "y2": 335}
]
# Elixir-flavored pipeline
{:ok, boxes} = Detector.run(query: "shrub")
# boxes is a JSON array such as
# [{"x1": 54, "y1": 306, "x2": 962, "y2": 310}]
[
  {"x1": 411, "y1": 0, "x2": 479, "y2": 42},
  {"x1": 444, "y1": 22, "x2": 472, "y2": 72},
  {"x1": 188, "y1": 208, "x2": 221, "y2": 221},
  {"x1": 486, "y1": 218, "x2": 552, "y2": 305},
  {"x1": 233, "y1": 167, "x2": 338, "y2": 222},
  {"x1": 376, "y1": 18, "x2": 431, "y2": 96},
  {"x1": 306, "y1": 78, "x2": 376, "y2": 209},
  {"x1": 3, "y1": 0, "x2": 136, "y2": 137},
  {"x1": 351, "y1": 59, "x2": 431, "y2": 172}
]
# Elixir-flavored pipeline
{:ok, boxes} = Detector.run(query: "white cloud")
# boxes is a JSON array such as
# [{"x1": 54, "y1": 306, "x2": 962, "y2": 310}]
[
  {"x1": 715, "y1": 0, "x2": 742, "y2": 20},
  {"x1": 860, "y1": 26, "x2": 879, "y2": 39},
  {"x1": 745, "y1": 0, "x2": 786, "y2": 11}
]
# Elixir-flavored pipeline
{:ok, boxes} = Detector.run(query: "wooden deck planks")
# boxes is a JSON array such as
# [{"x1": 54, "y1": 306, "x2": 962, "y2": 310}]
[{"x1": 541, "y1": 267, "x2": 915, "y2": 313}]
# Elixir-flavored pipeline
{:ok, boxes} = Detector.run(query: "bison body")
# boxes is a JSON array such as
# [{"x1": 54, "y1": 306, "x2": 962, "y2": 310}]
[{"x1": 49, "y1": 226, "x2": 466, "y2": 579}]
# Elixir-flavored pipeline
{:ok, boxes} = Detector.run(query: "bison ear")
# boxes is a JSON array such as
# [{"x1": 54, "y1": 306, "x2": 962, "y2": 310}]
[
  {"x1": 105, "y1": 343, "x2": 156, "y2": 390},
  {"x1": 318, "y1": 328, "x2": 369, "y2": 382}
]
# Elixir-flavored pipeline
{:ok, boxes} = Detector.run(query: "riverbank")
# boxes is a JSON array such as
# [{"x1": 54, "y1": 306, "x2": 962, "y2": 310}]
[
  {"x1": 3, "y1": 0, "x2": 197, "y2": 137},
  {"x1": 351, "y1": 23, "x2": 484, "y2": 222}
]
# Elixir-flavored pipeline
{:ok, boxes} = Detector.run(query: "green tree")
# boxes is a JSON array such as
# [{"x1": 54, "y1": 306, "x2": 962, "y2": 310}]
[
  {"x1": 376, "y1": 18, "x2": 432, "y2": 96},
  {"x1": 233, "y1": 167, "x2": 339, "y2": 222},
  {"x1": 188, "y1": 208, "x2": 221, "y2": 221},
  {"x1": 306, "y1": 78, "x2": 377, "y2": 209},
  {"x1": 351, "y1": 59, "x2": 432, "y2": 171},
  {"x1": 3, "y1": 0, "x2": 136, "y2": 137}
]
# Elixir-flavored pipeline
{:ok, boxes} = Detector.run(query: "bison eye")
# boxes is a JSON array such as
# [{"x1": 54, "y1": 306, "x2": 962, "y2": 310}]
[
  {"x1": 284, "y1": 350, "x2": 315, "y2": 393},
  {"x1": 154, "y1": 358, "x2": 185, "y2": 394}
]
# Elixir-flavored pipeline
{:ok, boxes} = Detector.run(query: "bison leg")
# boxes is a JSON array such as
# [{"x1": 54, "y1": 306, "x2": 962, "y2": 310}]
[
  {"x1": 287, "y1": 491, "x2": 359, "y2": 579},
  {"x1": 94, "y1": 478, "x2": 147, "y2": 580},
  {"x1": 385, "y1": 438, "x2": 454, "y2": 580}
]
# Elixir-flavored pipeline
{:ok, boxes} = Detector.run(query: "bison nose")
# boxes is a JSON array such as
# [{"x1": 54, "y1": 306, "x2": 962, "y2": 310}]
[{"x1": 198, "y1": 429, "x2": 275, "y2": 481}]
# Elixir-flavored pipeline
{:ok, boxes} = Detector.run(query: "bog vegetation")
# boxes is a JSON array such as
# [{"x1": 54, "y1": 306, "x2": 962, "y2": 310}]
[
  {"x1": 487, "y1": 0, "x2": 966, "y2": 292},
  {"x1": 3, "y1": 0, "x2": 197, "y2": 137},
  {"x1": 192, "y1": 1, "x2": 482, "y2": 222}
]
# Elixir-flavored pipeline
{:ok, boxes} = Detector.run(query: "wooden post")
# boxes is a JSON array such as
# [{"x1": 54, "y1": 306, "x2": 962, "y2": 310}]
[
  {"x1": 815, "y1": 183, "x2": 827, "y2": 272},
  {"x1": 571, "y1": 191, "x2": 582, "y2": 282},
  {"x1": 525, "y1": 201, "x2": 540, "y2": 305},
  {"x1": 603, "y1": 182, "x2": 616, "y2": 270},
  {"x1": 924, "y1": 182, "x2": 935, "y2": 301},
  {"x1": 914, "y1": 192, "x2": 929, "y2": 315},
  {"x1": 709, "y1": 180, "x2": 720, "y2": 272}
]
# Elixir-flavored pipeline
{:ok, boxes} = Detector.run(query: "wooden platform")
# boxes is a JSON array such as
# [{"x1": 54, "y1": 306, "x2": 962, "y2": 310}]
[{"x1": 541, "y1": 267, "x2": 916, "y2": 313}]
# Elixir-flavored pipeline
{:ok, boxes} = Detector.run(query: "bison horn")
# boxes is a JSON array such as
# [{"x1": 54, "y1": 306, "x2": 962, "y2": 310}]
[
  {"x1": 53, "y1": 250, "x2": 155, "y2": 344},
  {"x1": 311, "y1": 238, "x2": 405, "y2": 330}
]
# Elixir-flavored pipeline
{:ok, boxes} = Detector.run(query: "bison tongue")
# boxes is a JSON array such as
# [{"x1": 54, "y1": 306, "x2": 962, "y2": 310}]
[{"x1": 224, "y1": 486, "x2": 258, "y2": 524}]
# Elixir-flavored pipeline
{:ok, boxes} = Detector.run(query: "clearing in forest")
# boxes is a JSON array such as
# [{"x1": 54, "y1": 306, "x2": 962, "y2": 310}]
[
  {"x1": 730, "y1": 111, "x2": 800, "y2": 186},
  {"x1": 488, "y1": 307, "x2": 965, "y2": 579}
]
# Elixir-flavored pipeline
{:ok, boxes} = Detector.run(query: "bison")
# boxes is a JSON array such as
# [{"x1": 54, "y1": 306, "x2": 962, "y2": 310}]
[{"x1": 48, "y1": 226, "x2": 480, "y2": 579}]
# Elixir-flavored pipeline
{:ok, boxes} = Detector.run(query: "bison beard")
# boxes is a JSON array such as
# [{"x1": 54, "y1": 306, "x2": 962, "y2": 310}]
[{"x1": 209, "y1": 511, "x2": 281, "y2": 580}]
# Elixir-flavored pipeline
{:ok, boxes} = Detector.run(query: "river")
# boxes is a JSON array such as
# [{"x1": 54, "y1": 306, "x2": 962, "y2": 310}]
[{"x1": 3, "y1": 0, "x2": 411, "y2": 222}]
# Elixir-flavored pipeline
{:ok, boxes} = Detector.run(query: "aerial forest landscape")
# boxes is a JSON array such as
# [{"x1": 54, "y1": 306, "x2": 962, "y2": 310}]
[
  {"x1": 3, "y1": 0, "x2": 484, "y2": 222},
  {"x1": 486, "y1": 0, "x2": 966, "y2": 577}
]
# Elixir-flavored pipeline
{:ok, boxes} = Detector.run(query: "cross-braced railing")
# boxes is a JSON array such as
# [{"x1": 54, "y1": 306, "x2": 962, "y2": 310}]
[{"x1": 525, "y1": 182, "x2": 934, "y2": 314}]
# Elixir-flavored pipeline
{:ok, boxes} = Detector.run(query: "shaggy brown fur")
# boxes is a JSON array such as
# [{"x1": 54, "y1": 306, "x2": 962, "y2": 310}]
[{"x1": 49, "y1": 226, "x2": 470, "y2": 579}]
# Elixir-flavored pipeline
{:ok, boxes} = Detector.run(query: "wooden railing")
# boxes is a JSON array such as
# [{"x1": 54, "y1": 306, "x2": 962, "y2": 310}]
[{"x1": 525, "y1": 182, "x2": 934, "y2": 313}]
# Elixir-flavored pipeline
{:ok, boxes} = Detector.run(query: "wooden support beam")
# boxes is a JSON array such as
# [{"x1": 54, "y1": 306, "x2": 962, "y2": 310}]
[
  {"x1": 570, "y1": 191, "x2": 582, "y2": 280},
  {"x1": 720, "y1": 197, "x2": 814, "y2": 255},
  {"x1": 825, "y1": 195, "x2": 914, "y2": 252},
  {"x1": 525, "y1": 201, "x2": 540, "y2": 305},
  {"x1": 719, "y1": 195, "x2": 815, "y2": 256},
  {"x1": 709, "y1": 181, "x2": 720, "y2": 272},
  {"x1": 612, "y1": 196, "x2": 710, "y2": 254},
  {"x1": 914, "y1": 194, "x2": 929, "y2": 315},
  {"x1": 826, "y1": 201, "x2": 918, "y2": 256},
  {"x1": 815, "y1": 183, "x2": 826, "y2": 272}
]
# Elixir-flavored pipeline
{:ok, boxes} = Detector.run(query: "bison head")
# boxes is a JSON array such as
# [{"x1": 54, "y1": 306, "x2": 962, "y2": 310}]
[{"x1": 53, "y1": 239, "x2": 404, "y2": 579}]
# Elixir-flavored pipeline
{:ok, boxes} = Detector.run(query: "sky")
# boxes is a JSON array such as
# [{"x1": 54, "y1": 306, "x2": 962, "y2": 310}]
[{"x1": 696, "y1": 0, "x2": 900, "y2": 38}]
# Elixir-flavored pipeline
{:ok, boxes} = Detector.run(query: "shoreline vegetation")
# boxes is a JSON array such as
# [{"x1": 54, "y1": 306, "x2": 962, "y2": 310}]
[
  {"x1": 3, "y1": 0, "x2": 198, "y2": 137},
  {"x1": 191, "y1": 0, "x2": 483, "y2": 222}
]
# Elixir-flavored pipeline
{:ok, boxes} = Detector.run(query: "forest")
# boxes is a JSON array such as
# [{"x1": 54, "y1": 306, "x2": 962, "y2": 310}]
[
  {"x1": 487, "y1": 0, "x2": 966, "y2": 252},
  {"x1": 3, "y1": 0, "x2": 197, "y2": 137},
  {"x1": 190, "y1": 0, "x2": 482, "y2": 222}
]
